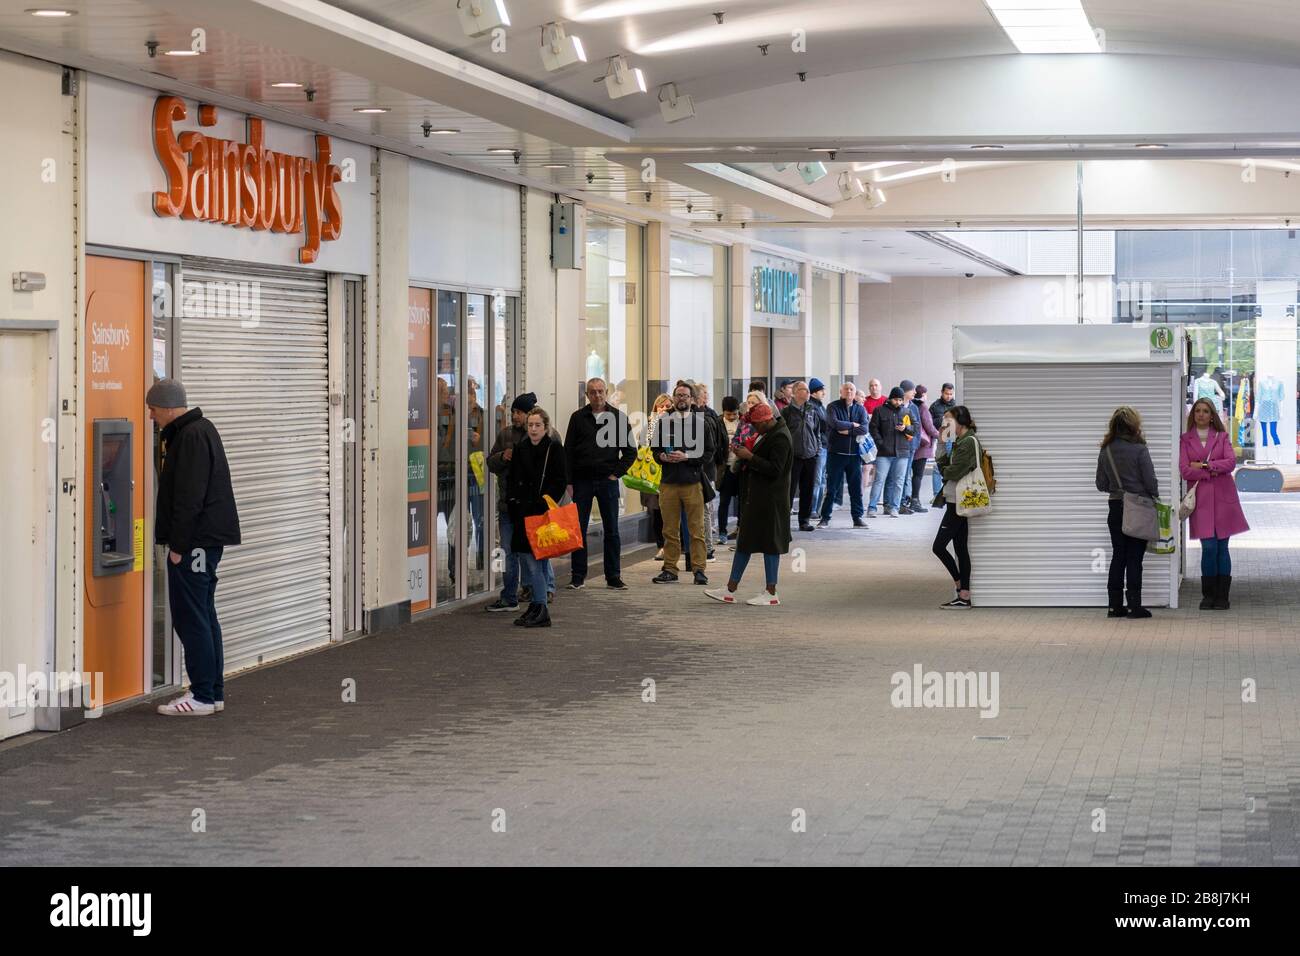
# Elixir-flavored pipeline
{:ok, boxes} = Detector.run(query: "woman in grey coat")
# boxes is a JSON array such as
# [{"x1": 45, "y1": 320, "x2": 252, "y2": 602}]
[{"x1": 1096, "y1": 406, "x2": 1160, "y2": 619}]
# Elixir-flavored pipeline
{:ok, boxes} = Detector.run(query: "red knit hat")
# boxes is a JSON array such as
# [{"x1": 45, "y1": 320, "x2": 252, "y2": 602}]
[{"x1": 749, "y1": 402, "x2": 774, "y2": 423}]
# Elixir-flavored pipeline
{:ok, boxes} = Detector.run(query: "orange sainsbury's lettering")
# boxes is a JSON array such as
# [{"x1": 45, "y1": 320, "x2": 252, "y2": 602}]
[{"x1": 151, "y1": 96, "x2": 344, "y2": 263}]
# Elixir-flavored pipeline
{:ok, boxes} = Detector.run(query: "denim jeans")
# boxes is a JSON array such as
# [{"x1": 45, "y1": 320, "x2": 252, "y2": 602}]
[
  {"x1": 820, "y1": 453, "x2": 864, "y2": 521},
  {"x1": 571, "y1": 477, "x2": 622, "y2": 582},
  {"x1": 933, "y1": 440, "x2": 952, "y2": 495},
  {"x1": 168, "y1": 546, "x2": 225, "y2": 705},
  {"x1": 810, "y1": 447, "x2": 828, "y2": 514},
  {"x1": 1200, "y1": 537, "x2": 1232, "y2": 576},
  {"x1": 516, "y1": 550, "x2": 552, "y2": 605},
  {"x1": 729, "y1": 550, "x2": 780, "y2": 588},
  {"x1": 869, "y1": 455, "x2": 909, "y2": 512},
  {"x1": 499, "y1": 513, "x2": 553, "y2": 602},
  {"x1": 900, "y1": 455, "x2": 914, "y2": 504}
]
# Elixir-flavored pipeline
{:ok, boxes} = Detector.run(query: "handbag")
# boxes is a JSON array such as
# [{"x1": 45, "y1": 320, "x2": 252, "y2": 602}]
[
  {"x1": 621, "y1": 444, "x2": 661, "y2": 495},
  {"x1": 1178, "y1": 440, "x2": 1212, "y2": 521},
  {"x1": 858, "y1": 433, "x2": 877, "y2": 465},
  {"x1": 700, "y1": 473, "x2": 716, "y2": 504},
  {"x1": 1105, "y1": 445, "x2": 1159, "y2": 541},
  {"x1": 525, "y1": 495, "x2": 584, "y2": 560},
  {"x1": 955, "y1": 436, "x2": 992, "y2": 517}
]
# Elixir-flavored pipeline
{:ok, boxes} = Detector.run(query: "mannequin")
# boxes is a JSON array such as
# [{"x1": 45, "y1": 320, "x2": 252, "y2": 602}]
[
  {"x1": 1194, "y1": 371, "x2": 1226, "y2": 419},
  {"x1": 585, "y1": 348, "x2": 606, "y2": 382},
  {"x1": 1256, "y1": 374, "x2": 1284, "y2": 457},
  {"x1": 1234, "y1": 374, "x2": 1252, "y2": 447}
]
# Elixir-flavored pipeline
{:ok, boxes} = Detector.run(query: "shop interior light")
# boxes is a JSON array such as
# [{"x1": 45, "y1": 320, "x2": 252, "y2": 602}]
[
  {"x1": 458, "y1": 0, "x2": 510, "y2": 38},
  {"x1": 540, "y1": 21, "x2": 586, "y2": 71},
  {"x1": 796, "y1": 162, "x2": 828, "y2": 185},
  {"x1": 836, "y1": 172, "x2": 866, "y2": 201},
  {"x1": 983, "y1": 0, "x2": 1101, "y2": 54},
  {"x1": 26, "y1": 8, "x2": 77, "y2": 16},
  {"x1": 601, "y1": 55, "x2": 647, "y2": 99},
  {"x1": 656, "y1": 83, "x2": 696, "y2": 123}
]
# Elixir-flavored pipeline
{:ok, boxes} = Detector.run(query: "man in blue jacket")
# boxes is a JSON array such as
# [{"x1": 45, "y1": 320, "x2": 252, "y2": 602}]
[{"x1": 817, "y1": 382, "x2": 869, "y2": 528}]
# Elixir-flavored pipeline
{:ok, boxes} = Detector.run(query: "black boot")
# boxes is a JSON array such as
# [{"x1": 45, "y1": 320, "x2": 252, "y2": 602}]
[
  {"x1": 1107, "y1": 588, "x2": 1126, "y2": 618},
  {"x1": 1126, "y1": 590, "x2": 1151, "y2": 618},
  {"x1": 514, "y1": 603, "x2": 541, "y2": 627},
  {"x1": 522, "y1": 602, "x2": 552, "y2": 628},
  {"x1": 1213, "y1": 575, "x2": 1231, "y2": 610},
  {"x1": 1199, "y1": 575, "x2": 1218, "y2": 610}
]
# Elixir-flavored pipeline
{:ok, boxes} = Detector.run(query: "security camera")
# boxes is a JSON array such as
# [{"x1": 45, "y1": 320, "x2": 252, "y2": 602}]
[{"x1": 964, "y1": 272, "x2": 974, "y2": 278}]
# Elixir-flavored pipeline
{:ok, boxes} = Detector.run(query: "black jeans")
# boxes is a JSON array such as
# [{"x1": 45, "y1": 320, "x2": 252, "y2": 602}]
[
  {"x1": 1107, "y1": 498, "x2": 1146, "y2": 608},
  {"x1": 571, "y1": 477, "x2": 621, "y2": 581},
  {"x1": 790, "y1": 456, "x2": 818, "y2": 525},
  {"x1": 932, "y1": 502, "x2": 971, "y2": 590},
  {"x1": 167, "y1": 546, "x2": 225, "y2": 705},
  {"x1": 911, "y1": 457, "x2": 930, "y2": 505},
  {"x1": 717, "y1": 469, "x2": 740, "y2": 535},
  {"x1": 652, "y1": 507, "x2": 664, "y2": 548}
]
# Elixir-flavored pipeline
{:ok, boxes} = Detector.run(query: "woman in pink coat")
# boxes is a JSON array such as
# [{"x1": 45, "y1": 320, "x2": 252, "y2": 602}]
[{"x1": 1180, "y1": 398, "x2": 1249, "y2": 610}]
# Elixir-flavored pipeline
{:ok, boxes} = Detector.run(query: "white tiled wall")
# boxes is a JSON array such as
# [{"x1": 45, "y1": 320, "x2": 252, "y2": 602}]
[{"x1": 857, "y1": 275, "x2": 1112, "y2": 395}]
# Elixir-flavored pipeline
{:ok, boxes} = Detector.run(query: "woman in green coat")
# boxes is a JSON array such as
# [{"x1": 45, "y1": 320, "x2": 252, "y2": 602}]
[
  {"x1": 706, "y1": 403, "x2": 792, "y2": 607},
  {"x1": 932, "y1": 405, "x2": 979, "y2": 609}
]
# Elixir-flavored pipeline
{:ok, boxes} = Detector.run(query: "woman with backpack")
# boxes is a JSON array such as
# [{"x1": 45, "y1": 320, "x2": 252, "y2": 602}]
[
  {"x1": 931, "y1": 405, "x2": 979, "y2": 609},
  {"x1": 1095, "y1": 406, "x2": 1160, "y2": 619},
  {"x1": 1180, "y1": 398, "x2": 1248, "y2": 610}
]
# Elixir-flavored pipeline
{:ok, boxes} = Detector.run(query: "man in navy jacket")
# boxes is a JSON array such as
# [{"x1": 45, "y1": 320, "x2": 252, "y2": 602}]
[{"x1": 818, "y1": 382, "x2": 869, "y2": 528}]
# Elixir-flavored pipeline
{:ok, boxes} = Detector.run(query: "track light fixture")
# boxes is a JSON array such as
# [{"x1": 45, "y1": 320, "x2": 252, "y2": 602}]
[
  {"x1": 599, "y1": 55, "x2": 647, "y2": 99},
  {"x1": 540, "y1": 21, "x2": 586, "y2": 71},
  {"x1": 458, "y1": 0, "x2": 510, "y2": 38},
  {"x1": 796, "y1": 162, "x2": 827, "y2": 185},
  {"x1": 657, "y1": 82, "x2": 696, "y2": 123}
]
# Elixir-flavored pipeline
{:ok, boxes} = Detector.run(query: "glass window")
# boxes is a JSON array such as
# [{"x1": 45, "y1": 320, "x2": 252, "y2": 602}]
[
  {"x1": 668, "y1": 236, "x2": 728, "y2": 408},
  {"x1": 811, "y1": 269, "x2": 843, "y2": 392}
]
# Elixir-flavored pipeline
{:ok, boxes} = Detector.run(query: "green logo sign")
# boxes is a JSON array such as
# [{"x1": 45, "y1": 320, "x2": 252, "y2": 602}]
[
  {"x1": 407, "y1": 445, "x2": 429, "y2": 494},
  {"x1": 1150, "y1": 326, "x2": 1174, "y2": 351}
]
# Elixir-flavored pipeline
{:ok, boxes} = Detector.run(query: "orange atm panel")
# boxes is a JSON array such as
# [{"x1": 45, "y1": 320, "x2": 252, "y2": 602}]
[{"x1": 84, "y1": 256, "x2": 147, "y2": 704}]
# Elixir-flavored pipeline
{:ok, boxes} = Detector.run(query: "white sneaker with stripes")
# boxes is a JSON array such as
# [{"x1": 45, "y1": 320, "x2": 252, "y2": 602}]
[
  {"x1": 156, "y1": 692, "x2": 215, "y2": 717},
  {"x1": 745, "y1": 591, "x2": 780, "y2": 606}
]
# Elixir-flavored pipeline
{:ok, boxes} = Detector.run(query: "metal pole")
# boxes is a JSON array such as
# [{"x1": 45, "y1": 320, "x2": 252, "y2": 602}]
[{"x1": 1076, "y1": 160, "x2": 1084, "y2": 324}]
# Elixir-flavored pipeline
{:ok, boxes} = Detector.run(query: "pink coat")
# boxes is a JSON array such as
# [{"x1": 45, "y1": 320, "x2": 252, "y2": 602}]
[{"x1": 1180, "y1": 430, "x2": 1250, "y2": 540}]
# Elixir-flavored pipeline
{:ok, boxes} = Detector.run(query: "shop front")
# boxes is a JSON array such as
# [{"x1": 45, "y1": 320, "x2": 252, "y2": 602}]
[
  {"x1": 82, "y1": 76, "x2": 372, "y2": 702},
  {"x1": 406, "y1": 161, "x2": 520, "y2": 611}
]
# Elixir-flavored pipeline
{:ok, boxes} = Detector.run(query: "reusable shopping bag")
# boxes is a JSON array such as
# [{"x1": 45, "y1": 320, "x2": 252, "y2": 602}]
[
  {"x1": 1148, "y1": 501, "x2": 1175, "y2": 555},
  {"x1": 469, "y1": 450, "x2": 486, "y2": 489},
  {"x1": 955, "y1": 437, "x2": 993, "y2": 517},
  {"x1": 525, "y1": 495, "x2": 584, "y2": 560},
  {"x1": 621, "y1": 444, "x2": 662, "y2": 495}
]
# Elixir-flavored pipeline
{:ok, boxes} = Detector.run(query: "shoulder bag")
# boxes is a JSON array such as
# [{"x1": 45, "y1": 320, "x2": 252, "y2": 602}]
[
  {"x1": 1178, "y1": 438, "x2": 1212, "y2": 521},
  {"x1": 955, "y1": 436, "x2": 993, "y2": 517},
  {"x1": 1105, "y1": 444, "x2": 1158, "y2": 540}
]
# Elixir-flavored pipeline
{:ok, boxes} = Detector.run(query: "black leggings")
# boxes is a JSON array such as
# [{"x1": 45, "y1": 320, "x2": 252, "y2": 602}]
[
  {"x1": 932, "y1": 501, "x2": 971, "y2": 590},
  {"x1": 1106, "y1": 498, "x2": 1146, "y2": 608},
  {"x1": 652, "y1": 508, "x2": 664, "y2": 548},
  {"x1": 912, "y1": 457, "x2": 929, "y2": 504}
]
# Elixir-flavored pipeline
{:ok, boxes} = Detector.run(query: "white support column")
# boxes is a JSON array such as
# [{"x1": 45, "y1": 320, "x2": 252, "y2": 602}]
[
  {"x1": 646, "y1": 221, "x2": 672, "y2": 400},
  {"x1": 730, "y1": 243, "x2": 753, "y2": 392},
  {"x1": 843, "y1": 276, "x2": 860, "y2": 380}
]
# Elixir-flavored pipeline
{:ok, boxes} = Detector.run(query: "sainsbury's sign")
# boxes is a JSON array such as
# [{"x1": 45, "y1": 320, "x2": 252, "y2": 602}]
[{"x1": 151, "y1": 96, "x2": 343, "y2": 264}]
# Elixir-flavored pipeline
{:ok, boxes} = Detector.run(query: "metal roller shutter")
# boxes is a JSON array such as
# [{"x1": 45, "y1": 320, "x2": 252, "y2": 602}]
[
  {"x1": 180, "y1": 257, "x2": 331, "y2": 671},
  {"x1": 958, "y1": 363, "x2": 1178, "y2": 607}
]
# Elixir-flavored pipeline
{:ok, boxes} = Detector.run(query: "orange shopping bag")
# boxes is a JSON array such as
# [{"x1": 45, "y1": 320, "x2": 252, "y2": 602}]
[{"x1": 524, "y1": 494, "x2": 584, "y2": 560}]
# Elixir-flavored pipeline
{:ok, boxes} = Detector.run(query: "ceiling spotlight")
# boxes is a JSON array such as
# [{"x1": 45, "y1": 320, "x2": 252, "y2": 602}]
[
  {"x1": 864, "y1": 184, "x2": 887, "y2": 209},
  {"x1": 304, "y1": 86, "x2": 316, "y2": 102},
  {"x1": 713, "y1": 11, "x2": 725, "y2": 24},
  {"x1": 772, "y1": 163, "x2": 788, "y2": 172},
  {"x1": 353, "y1": 106, "x2": 389, "y2": 114},
  {"x1": 657, "y1": 82, "x2": 696, "y2": 123},
  {"x1": 421, "y1": 121, "x2": 432, "y2": 137},
  {"x1": 541, "y1": 21, "x2": 586, "y2": 71},
  {"x1": 458, "y1": 0, "x2": 510, "y2": 38},
  {"x1": 757, "y1": 43, "x2": 769, "y2": 56},
  {"x1": 600, "y1": 55, "x2": 647, "y2": 99},
  {"x1": 271, "y1": 81, "x2": 304, "y2": 89},
  {"x1": 836, "y1": 171, "x2": 866, "y2": 201},
  {"x1": 798, "y1": 71, "x2": 807, "y2": 82},
  {"x1": 796, "y1": 162, "x2": 827, "y2": 185}
]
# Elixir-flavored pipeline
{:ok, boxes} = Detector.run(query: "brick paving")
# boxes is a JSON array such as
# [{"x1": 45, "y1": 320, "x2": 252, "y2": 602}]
[{"x1": 1, "y1": 494, "x2": 1298, "y2": 865}]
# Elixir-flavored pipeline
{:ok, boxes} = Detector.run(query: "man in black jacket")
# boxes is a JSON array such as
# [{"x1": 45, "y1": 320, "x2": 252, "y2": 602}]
[
  {"x1": 782, "y1": 380, "x2": 824, "y2": 532},
  {"x1": 564, "y1": 378, "x2": 637, "y2": 590},
  {"x1": 650, "y1": 381, "x2": 715, "y2": 585},
  {"x1": 692, "y1": 381, "x2": 728, "y2": 558},
  {"x1": 929, "y1": 383, "x2": 957, "y2": 496},
  {"x1": 868, "y1": 387, "x2": 915, "y2": 517},
  {"x1": 147, "y1": 378, "x2": 240, "y2": 717}
]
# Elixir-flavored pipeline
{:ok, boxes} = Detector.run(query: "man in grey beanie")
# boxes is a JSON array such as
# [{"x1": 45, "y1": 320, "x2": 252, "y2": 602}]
[{"x1": 146, "y1": 378, "x2": 240, "y2": 716}]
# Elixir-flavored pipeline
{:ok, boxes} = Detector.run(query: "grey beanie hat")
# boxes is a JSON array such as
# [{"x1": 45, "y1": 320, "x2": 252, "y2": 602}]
[
  {"x1": 146, "y1": 377, "x2": 187, "y2": 408},
  {"x1": 899, "y1": 379, "x2": 916, "y2": 392}
]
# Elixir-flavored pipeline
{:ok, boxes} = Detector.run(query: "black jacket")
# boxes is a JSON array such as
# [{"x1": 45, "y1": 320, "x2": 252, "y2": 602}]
[
  {"x1": 782, "y1": 400, "x2": 823, "y2": 459},
  {"x1": 487, "y1": 421, "x2": 560, "y2": 514},
  {"x1": 506, "y1": 433, "x2": 568, "y2": 553},
  {"x1": 809, "y1": 396, "x2": 830, "y2": 449},
  {"x1": 564, "y1": 404, "x2": 636, "y2": 482},
  {"x1": 700, "y1": 405, "x2": 728, "y2": 480},
  {"x1": 869, "y1": 401, "x2": 915, "y2": 458},
  {"x1": 737, "y1": 418, "x2": 793, "y2": 555},
  {"x1": 929, "y1": 397, "x2": 956, "y2": 432},
  {"x1": 651, "y1": 410, "x2": 715, "y2": 485},
  {"x1": 155, "y1": 407, "x2": 241, "y2": 553}
]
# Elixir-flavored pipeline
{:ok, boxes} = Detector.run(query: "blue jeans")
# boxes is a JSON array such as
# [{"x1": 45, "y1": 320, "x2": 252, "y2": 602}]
[
  {"x1": 1200, "y1": 537, "x2": 1232, "y2": 576},
  {"x1": 499, "y1": 513, "x2": 553, "y2": 602},
  {"x1": 901, "y1": 455, "x2": 915, "y2": 503},
  {"x1": 516, "y1": 550, "x2": 552, "y2": 605},
  {"x1": 869, "y1": 455, "x2": 909, "y2": 511},
  {"x1": 571, "y1": 477, "x2": 622, "y2": 581},
  {"x1": 168, "y1": 546, "x2": 225, "y2": 705},
  {"x1": 810, "y1": 447, "x2": 828, "y2": 515},
  {"x1": 730, "y1": 550, "x2": 780, "y2": 588},
  {"x1": 933, "y1": 440, "x2": 953, "y2": 495},
  {"x1": 820, "y1": 453, "x2": 864, "y2": 521}
]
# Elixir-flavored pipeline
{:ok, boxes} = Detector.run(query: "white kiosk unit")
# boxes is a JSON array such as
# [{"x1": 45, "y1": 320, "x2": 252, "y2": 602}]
[{"x1": 952, "y1": 324, "x2": 1187, "y2": 608}]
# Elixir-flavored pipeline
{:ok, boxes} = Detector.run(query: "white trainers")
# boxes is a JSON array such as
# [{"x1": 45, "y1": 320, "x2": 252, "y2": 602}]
[
  {"x1": 653, "y1": 548, "x2": 664, "y2": 561},
  {"x1": 156, "y1": 692, "x2": 215, "y2": 717},
  {"x1": 214, "y1": 701, "x2": 225, "y2": 713},
  {"x1": 745, "y1": 591, "x2": 781, "y2": 606},
  {"x1": 705, "y1": 587, "x2": 736, "y2": 604}
]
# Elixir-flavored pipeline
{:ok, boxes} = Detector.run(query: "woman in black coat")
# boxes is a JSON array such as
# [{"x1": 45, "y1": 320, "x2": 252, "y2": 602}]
[
  {"x1": 505, "y1": 406, "x2": 568, "y2": 628},
  {"x1": 705, "y1": 403, "x2": 792, "y2": 607}
]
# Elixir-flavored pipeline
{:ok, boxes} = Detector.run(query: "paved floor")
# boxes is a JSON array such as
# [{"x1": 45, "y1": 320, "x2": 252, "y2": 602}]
[{"x1": 2, "y1": 494, "x2": 1299, "y2": 866}]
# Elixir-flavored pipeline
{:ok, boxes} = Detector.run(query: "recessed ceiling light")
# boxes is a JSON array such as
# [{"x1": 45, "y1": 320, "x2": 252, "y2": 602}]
[
  {"x1": 26, "y1": 8, "x2": 76, "y2": 16},
  {"x1": 354, "y1": 107, "x2": 389, "y2": 114},
  {"x1": 487, "y1": 147, "x2": 517, "y2": 154},
  {"x1": 970, "y1": 144, "x2": 1004, "y2": 149},
  {"x1": 1136, "y1": 143, "x2": 1168, "y2": 149},
  {"x1": 542, "y1": 163, "x2": 568, "y2": 169},
  {"x1": 427, "y1": 128, "x2": 460, "y2": 135},
  {"x1": 164, "y1": 49, "x2": 201, "y2": 57},
  {"x1": 807, "y1": 147, "x2": 837, "y2": 153},
  {"x1": 271, "y1": 81, "x2": 304, "y2": 88}
]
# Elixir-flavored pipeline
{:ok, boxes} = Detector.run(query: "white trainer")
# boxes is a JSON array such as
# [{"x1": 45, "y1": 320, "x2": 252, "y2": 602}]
[
  {"x1": 745, "y1": 591, "x2": 781, "y2": 606},
  {"x1": 156, "y1": 692, "x2": 215, "y2": 717},
  {"x1": 705, "y1": 587, "x2": 736, "y2": 604},
  {"x1": 214, "y1": 701, "x2": 225, "y2": 713}
]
